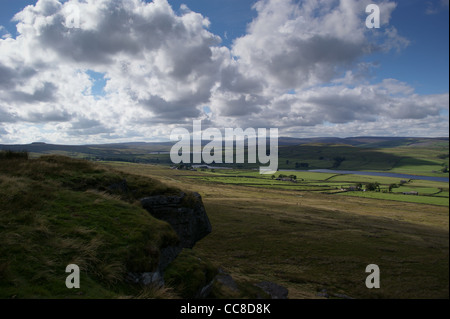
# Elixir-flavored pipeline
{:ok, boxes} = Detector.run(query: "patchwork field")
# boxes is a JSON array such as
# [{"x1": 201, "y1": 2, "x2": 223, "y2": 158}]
[{"x1": 175, "y1": 168, "x2": 449, "y2": 207}]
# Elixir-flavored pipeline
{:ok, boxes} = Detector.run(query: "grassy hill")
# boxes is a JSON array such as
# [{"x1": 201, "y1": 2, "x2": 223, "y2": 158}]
[
  {"x1": 277, "y1": 143, "x2": 449, "y2": 176},
  {"x1": 0, "y1": 151, "x2": 210, "y2": 299}
]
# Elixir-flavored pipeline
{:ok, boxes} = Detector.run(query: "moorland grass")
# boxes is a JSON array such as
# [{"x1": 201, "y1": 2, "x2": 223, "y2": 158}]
[
  {"x1": 106, "y1": 162, "x2": 449, "y2": 299},
  {"x1": 0, "y1": 154, "x2": 184, "y2": 299}
]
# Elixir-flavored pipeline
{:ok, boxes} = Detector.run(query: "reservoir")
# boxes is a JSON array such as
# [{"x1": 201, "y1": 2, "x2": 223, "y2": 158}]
[{"x1": 305, "y1": 169, "x2": 449, "y2": 183}]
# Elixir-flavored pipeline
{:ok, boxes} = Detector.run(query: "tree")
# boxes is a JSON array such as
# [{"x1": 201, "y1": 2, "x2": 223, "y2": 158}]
[
  {"x1": 332, "y1": 156, "x2": 346, "y2": 168},
  {"x1": 365, "y1": 182, "x2": 380, "y2": 192}
]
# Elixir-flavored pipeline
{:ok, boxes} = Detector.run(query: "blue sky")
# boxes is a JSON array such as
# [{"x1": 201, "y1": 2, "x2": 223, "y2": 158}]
[
  {"x1": 170, "y1": 0, "x2": 258, "y2": 47},
  {"x1": 372, "y1": 0, "x2": 449, "y2": 95},
  {"x1": 0, "y1": 0, "x2": 448, "y2": 144}
]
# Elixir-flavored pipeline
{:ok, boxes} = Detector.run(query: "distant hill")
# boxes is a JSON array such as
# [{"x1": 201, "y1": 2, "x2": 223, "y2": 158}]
[
  {"x1": 1, "y1": 136, "x2": 448, "y2": 152},
  {"x1": 277, "y1": 136, "x2": 449, "y2": 148},
  {"x1": 0, "y1": 142, "x2": 174, "y2": 153},
  {"x1": 1, "y1": 137, "x2": 448, "y2": 173},
  {"x1": 0, "y1": 142, "x2": 174, "y2": 164}
]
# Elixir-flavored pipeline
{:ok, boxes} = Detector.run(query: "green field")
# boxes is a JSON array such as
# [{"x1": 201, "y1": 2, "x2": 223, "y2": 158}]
[
  {"x1": 338, "y1": 191, "x2": 449, "y2": 206},
  {"x1": 179, "y1": 168, "x2": 449, "y2": 207}
]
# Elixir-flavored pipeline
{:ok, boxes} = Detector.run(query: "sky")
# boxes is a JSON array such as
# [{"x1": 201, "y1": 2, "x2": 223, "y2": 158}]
[{"x1": 0, "y1": 0, "x2": 448, "y2": 145}]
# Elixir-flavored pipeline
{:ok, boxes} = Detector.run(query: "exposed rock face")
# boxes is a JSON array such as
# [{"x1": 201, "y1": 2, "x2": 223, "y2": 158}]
[
  {"x1": 133, "y1": 192, "x2": 212, "y2": 286},
  {"x1": 141, "y1": 192, "x2": 212, "y2": 250}
]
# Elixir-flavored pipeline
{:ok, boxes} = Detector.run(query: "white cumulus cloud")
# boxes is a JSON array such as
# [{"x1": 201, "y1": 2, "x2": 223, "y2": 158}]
[{"x1": 0, "y1": 0, "x2": 447, "y2": 144}]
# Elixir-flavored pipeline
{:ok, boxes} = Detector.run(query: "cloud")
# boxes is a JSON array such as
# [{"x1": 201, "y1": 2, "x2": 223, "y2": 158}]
[
  {"x1": 68, "y1": 116, "x2": 113, "y2": 136},
  {"x1": 0, "y1": 105, "x2": 19, "y2": 123},
  {"x1": 212, "y1": 92, "x2": 267, "y2": 117},
  {"x1": 212, "y1": 78, "x2": 449, "y2": 137},
  {"x1": 206, "y1": 0, "x2": 439, "y2": 134},
  {"x1": 0, "y1": 26, "x2": 12, "y2": 39},
  {"x1": 139, "y1": 95, "x2": 203, "y2": 122},
  {"x1": 0, "y1": 62, "x2": 38, "y2": 90},
  {"x1": 231, "y1": 0, "x2": 400, "y2": 90},
  {"x1": 0, "y1": 0, "x2": 224, "y2": 140},
  {"x1": 0, "y1": 0, "x2": 447, "y2": 144},
  {"x1": 380, "y1": 27, "x2": 410, "y2": 52},
  {"x1": 26, "y1": 109, "x2": 72, "y2": 123},
  {"x1": 10, "y1": 82, "x2": 57, "y2": 104},
  {"x1": 426, "y1": 0, "x2": 450, "y2": 14}
]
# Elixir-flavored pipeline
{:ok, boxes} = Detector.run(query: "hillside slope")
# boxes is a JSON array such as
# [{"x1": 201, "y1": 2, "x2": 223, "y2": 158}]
[{"x1": 0, "y1": 152, "x2": 210, "y2": 298}]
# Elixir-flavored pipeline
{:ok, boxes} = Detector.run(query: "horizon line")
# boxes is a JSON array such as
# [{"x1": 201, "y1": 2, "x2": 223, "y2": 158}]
[{"x1": 0, "y1": 136, "x2": 449, "y2": 147}]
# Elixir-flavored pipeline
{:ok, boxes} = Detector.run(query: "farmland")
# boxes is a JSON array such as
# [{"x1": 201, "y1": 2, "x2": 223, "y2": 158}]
[{"x1": 177, "y1": 168, "x2": 448, "y2": 207}]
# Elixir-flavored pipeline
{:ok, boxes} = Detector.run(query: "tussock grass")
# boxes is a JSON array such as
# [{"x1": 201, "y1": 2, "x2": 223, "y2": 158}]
[
  {"x1": 107, "y1": 162, "x2": 449, "y2": 299},
  {"x1": 164, "y1": 250, "x2": 217, "y2": 299},
  {"x1": 134, "y1": 285, "x2": 179, "y2": 299},
  {"x1": 0, "y1": 153, "x2": 182, "y2": 298}
]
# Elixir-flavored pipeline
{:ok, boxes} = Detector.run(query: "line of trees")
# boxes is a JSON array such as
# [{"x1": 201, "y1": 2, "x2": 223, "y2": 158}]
[
  {"x1": 365, "y1": 182, "x2": 380, "y2": 192},
  {"x1": 271, "y1": 174, "x2": 301, "y2": 181}
]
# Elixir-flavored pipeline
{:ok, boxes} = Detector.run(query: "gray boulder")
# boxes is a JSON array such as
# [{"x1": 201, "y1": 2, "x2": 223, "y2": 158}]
[
  {"x1": 141, "y1": 192, "x2": 212, "y2": 250},
  {"x1": 141, "y1": 192, "x2": 212, "y2": 272},
  {"x1": 128, "y1": 192, "x2": 212, "y2": 287}
]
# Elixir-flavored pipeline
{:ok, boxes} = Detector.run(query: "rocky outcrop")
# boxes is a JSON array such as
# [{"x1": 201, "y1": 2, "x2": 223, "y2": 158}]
[
  {"x1": 131, "y1": 192, "x2": 212, "y2": 286},
  {"x1": 141, "y1": 192, "x2": 212, "y2": 250}
]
